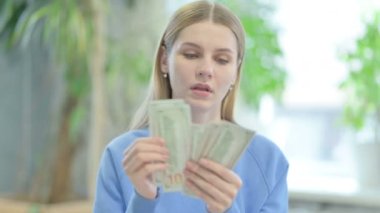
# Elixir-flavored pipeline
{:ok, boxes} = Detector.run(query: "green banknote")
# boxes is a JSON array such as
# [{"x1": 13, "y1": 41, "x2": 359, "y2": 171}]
[
  {"x1": 149, "y1": 99, "x2": 191, "y2": 192},
  {"x1": 148, "y1": 99, "x2": 255, "y2": 194}
]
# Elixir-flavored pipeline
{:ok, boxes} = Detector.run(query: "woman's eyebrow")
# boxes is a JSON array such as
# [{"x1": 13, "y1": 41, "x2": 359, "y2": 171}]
[
  {"x1": 181, "y1": 42, "x2": 234, "y2": 53},
  {"x1": 180, "y1": 42, "x2": 201, "y2": 49},
  {"x1": 215, "y1": 48, "x2": 234, "y2": 54}
]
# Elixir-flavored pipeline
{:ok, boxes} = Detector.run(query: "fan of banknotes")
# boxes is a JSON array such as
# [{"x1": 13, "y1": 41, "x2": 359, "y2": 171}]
[{"x1": 148, "y1": 99, "x2": 255, "y2": 194}]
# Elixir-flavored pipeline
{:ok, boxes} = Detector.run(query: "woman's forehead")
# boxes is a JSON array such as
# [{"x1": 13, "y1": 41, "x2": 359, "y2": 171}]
[{"x1": 174, "y1": 21, "x2": 238, "y2": 53}]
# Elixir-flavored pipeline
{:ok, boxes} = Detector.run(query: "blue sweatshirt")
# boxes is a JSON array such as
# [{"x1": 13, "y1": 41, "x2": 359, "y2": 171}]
[{"x1": 94, "y1": 129, "x2": 289, "y2": 213}]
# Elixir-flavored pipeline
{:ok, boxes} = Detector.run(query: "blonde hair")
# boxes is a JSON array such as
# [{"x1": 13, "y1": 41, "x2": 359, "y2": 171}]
[{"x1": 129, "y1": 0, "x2": 246, "y2": 130}]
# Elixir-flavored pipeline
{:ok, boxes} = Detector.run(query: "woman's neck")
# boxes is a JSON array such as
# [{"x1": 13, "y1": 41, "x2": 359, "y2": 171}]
[{"x1": 191, "y1": 108, "x2": 221, "y2": 124}]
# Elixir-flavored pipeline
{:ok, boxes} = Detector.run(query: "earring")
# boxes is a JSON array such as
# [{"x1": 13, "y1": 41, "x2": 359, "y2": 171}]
[{"x1": 163, "y1": 73, "x2": 168, "y2": 78}]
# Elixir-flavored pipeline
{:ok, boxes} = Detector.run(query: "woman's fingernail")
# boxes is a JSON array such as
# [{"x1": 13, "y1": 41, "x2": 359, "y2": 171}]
[
  {"x1": 199, "y1": 158, "x2": 208, "y2": 165},
  {"x1": 184, "y1": 169, "x2": 190, "y2": 175},
  {"x1": 186, "y1": 161, "x2": 192, "y2": 167},
  {"x1": 156, "y1": 137, "x2": 164, "y2": 144},
  {"x1": 187, "y1": 161, "x2": 196, "y2": 170}
]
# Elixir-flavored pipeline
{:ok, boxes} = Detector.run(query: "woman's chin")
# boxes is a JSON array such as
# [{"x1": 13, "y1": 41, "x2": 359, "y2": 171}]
[{"x1": 185, "y1": 98, "x2": 216, "y2": 112}]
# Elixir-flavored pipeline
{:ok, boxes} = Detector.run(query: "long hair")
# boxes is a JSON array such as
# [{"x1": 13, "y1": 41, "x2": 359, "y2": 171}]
[{"x1": 129, "y1": 0, "x2": 246, "y2": 130}]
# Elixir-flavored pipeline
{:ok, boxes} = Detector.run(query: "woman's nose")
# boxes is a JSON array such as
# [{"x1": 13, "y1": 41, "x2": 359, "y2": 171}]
[{"x1": 196, "y1": 58, "x2": 214, "y2": 80}]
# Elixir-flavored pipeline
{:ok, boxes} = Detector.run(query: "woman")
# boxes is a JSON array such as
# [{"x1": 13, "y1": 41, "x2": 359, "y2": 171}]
[{"x1": 94, "y1": 1, "x2": 288, "y2": 212}]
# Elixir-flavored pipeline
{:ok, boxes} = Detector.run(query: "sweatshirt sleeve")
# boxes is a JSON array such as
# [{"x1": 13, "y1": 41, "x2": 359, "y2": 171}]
[
  {"x1": 93, "y1": 148, "x2": 125, "y2": 213},
  {"x1": 126, "y1": 189, "x2": 160, "y2": 213},
  {"x1": 225, "y1": 201, "x2": 240, "y2": 213},
  {"x1": 93, "y1": 146, "x2": 161, "y2": 213},
  {"x1": 259, "y1": 165, "x2": 289, "y2": 213}
]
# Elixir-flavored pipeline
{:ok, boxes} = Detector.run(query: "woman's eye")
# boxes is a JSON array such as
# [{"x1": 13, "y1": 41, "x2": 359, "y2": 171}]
[
  {"x1": 216, "y1": 58, "x2": 229, "y2": 65},
  {"x1": 183, "y1": 53, "x2": 198, "y2": 59}
]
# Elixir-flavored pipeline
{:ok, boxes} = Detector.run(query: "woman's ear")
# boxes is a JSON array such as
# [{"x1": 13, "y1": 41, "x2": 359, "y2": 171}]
[{"x1": 160, "y1": 46, "x2": 168, "y2": 75}]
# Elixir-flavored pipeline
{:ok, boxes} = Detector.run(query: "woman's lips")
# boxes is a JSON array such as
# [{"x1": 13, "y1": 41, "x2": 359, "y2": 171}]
[
  {"x1": 190, "y1": 83, "x2": 213, "y2": 92},
  {"x1": 190, "y1": 83, "x2": 213, "y2": 97},
  {"x1": 191, "y1": 88, "x2": 212, "y2": 97}
]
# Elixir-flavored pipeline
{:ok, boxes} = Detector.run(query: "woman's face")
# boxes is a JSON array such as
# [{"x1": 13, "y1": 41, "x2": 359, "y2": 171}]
[{"x1": 161, "y1": 21, "x2": 239, "y2": 115}]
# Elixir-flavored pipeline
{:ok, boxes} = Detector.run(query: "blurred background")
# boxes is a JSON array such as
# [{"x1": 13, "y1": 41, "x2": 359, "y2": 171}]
[{"x1": 0, "y1": 0, "x2": 379, "y2": 212}]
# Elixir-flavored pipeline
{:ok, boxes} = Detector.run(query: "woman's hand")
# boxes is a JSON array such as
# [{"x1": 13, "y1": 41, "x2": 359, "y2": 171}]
[
  {"x1": 184, "y1": 159, "x2": 242, "y2": 213},
  {"x1": 122, "y1": 137, "x2": 169, "y2": 199}
]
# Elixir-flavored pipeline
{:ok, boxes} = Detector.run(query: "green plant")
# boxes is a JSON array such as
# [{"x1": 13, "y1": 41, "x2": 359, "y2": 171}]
[
  {"x1": 339, "y1": 11, "x2": 380, "y2": 142},
  {"x1": 218, "y1": 0, "x2": 287, "y2": 110},
  {"x1": 0, "y1": 0, "x2": 159, "y2": 203},
  {"x1": 0, "y1": 0, "x2": 107, "y2": 202}
]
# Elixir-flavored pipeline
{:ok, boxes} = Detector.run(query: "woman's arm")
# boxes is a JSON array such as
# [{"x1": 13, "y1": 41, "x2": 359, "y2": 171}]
[
  {"x1": 93, "y1": 148, "x2": 126, "y2": 213},
  {"x1": 259, "y1": 166, "x2": 289, "y2": 213},
  {"x1": 94, "y1": 137, "x2": 168, "y2": 213}
]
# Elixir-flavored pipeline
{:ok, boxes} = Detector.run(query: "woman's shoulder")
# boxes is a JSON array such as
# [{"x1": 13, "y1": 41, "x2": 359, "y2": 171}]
[
  {"x1": 248, "y1": 134, "x2": 287, "y2": 162},
  {"x1": 105, "y1": 128, "x2": 149, "y2": 154},
  {"x1": 245, "y1": 133, "x2": 289, "y2": 184}
]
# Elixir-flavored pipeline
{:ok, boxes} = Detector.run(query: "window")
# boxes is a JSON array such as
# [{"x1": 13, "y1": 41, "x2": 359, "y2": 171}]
[{"x1": 237, "y1": 0, "x2": 380, "y2": 195}]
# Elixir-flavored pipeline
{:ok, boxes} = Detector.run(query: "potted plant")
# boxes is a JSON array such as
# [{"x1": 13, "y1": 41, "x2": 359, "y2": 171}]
[
  {"x1": 0, "y1": 0, "x2": 166, "y2": 211},
  {"x1": 339, "y1": 10, "x2": 380, "y2": 188},
  {"x1": 0, "y1": 0, "x2": 107, "y2": 210},
  {"x1": 218, "y1": 0, "x2": 287, "y2": 110}
]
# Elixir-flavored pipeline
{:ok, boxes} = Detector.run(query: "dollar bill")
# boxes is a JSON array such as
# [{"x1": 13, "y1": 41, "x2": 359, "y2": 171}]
[
  {"x1": 149, "y1": 99, "x2": 191, "y2": 192},
  {"x1": 206, "y1": 121, "x2": 255, "y2": 169},
  {"x1": 148, "y1": 99, "x2": 255, "y2": 194},
  {"x1": 197, "y1": 123, "x2": 219, "y2": 160},
  {"x1": 183, "y1": 121, "x2": 254, "y2": 196},
  {"x1": 190, "y1": 124, "x2": 206, "y2": 161}
]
